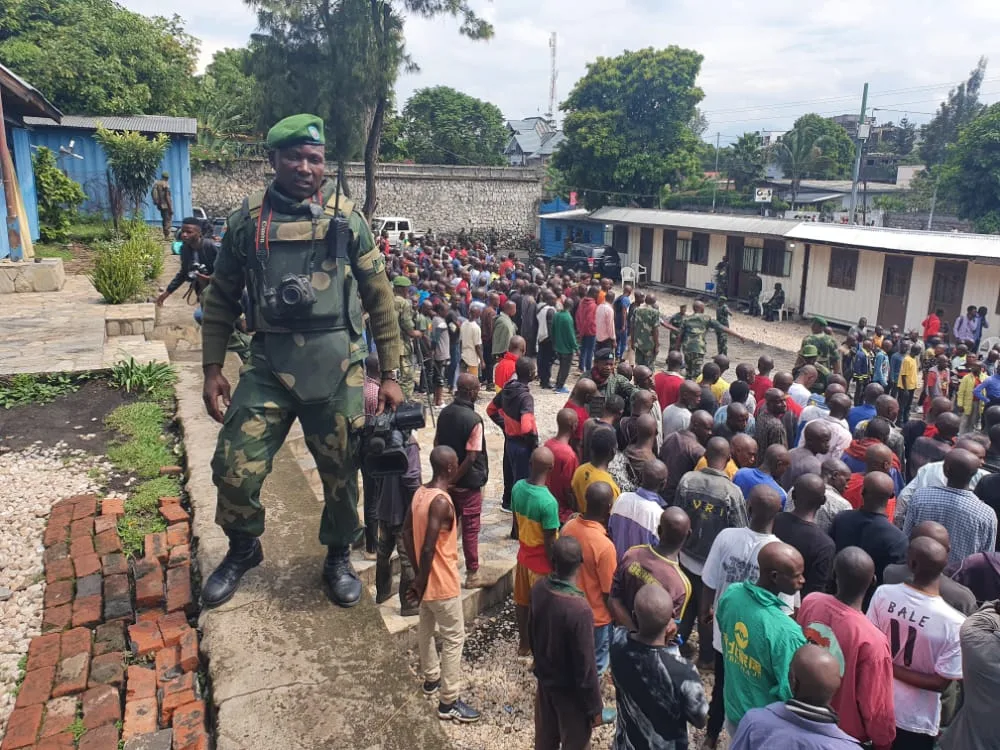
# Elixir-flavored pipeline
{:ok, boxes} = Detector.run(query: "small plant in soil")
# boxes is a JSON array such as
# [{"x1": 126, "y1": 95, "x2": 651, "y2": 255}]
[
  {"x1": 69, "y1": 716, "x2": 86, "y2": 741},
  {"x1": 105, "y1": 402, "x2": 174, "y2": 478},
  {"x1": 0, "y1": 373, "x2": 80, "y2": 408},
  {"x1": 11, "y1": 654, "x2": 27, "y2": 696},
  {"x1": 118, "y1": 476, "x2": 179, "y2": 557},
  {"x1": 110, "y1": 359, "x2": 176, "y2": 400}
]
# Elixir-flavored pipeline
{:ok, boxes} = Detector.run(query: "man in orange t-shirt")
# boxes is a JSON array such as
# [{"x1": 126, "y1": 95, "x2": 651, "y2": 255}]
[{"x1": 563, "y1": 481, "x2": 618, "y2": 675}]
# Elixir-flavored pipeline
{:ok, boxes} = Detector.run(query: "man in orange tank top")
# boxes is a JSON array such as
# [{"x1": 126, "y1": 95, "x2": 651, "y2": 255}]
[{"x1": 403, "y1": 446, "x2": 481, "y2": 723}]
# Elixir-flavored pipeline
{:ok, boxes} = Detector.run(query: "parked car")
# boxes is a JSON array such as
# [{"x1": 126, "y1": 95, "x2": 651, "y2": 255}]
[
  {"x1": 556, "y1": 243, "x2": 622, "y2": 281},
  {"x1": 371, "y1": 216, "x2": 423, "y2": 247}
]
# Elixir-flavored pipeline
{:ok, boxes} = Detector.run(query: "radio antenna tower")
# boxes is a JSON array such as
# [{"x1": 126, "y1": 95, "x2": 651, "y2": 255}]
[{"x1": 546, "y1": 32, "x2": 558, "y2": 127}]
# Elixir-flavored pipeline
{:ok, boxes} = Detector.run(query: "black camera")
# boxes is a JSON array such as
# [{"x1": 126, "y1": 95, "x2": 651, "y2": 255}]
[
  {"x1": 262, "y1": 274, "x2": 317, "y2": 319},
  {"x1": 360, "y1": 402, "x2": 426, "y2": 477},
  {"x1": 187, "y1": 262, "x2": 208, "y2": 281}
]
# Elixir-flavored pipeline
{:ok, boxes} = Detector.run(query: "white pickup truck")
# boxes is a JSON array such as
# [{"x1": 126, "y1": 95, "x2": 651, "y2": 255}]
[{"x1": 371, "y1": 217, "x2": 423, "y2": 247}]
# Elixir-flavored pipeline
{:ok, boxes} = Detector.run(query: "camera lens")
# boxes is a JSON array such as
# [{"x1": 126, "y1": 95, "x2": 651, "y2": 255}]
[{"x1": 280, "y1": 284, "x2": 302, "y2": 306}]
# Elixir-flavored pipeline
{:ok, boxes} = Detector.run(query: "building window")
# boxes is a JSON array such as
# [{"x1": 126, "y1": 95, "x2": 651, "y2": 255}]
[
  {"x1": 676, "y1": 238, "x2": 691, "y2": 262},
  {"x1": 828, "y1": 247, "x2": 858, "y2": 290},
  {"x1": 741, "y1": 246, "x2": 762, "y2": 272},
  {"x1": 690, "y1": 239, "x2": 709, "y2": 266},
  {"x1": 583, "y1": 230, "x2": 592, "y2": 242},
  {"x1": 554, "y1": 227, "x2": 562, "y2": 242},
  {"x1": 762, "y1": 247, "x2": 792, "y2": 277}
]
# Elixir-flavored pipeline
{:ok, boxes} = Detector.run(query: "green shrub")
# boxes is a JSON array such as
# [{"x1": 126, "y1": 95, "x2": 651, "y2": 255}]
[
  {"x1": 110, "y1": 359, "x2": 176, "y2": 398},
  {"x1": 90, "y1": 240, "x2": 145, "y2": 304},
  {"x1": 32, "y1": 147, "x2": 87, "y2": 243}
]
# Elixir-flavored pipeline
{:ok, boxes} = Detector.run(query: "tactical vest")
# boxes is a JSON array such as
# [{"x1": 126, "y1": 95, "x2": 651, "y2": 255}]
[{"x1": 244, "y1": 186, "x2": 364, "y2": 337}]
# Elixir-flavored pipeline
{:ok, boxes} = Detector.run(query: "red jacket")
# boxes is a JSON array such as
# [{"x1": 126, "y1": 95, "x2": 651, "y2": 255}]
[
  {"x1": 494, "y1": 352, "x2": 519, "y2": 391},
  {"x1": 575, "y1": 297, "x2": 597, "y2": 337}
]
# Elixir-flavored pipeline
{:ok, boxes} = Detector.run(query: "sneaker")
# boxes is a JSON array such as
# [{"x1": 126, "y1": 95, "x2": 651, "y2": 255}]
[
  {"x1": 422, "y1": 679, "x2": 440, "y2": 696},
  {"x1": 438, "y1": 699, "x2": 481, "y2": 723},
  {"x1": 554, "y1": 386, "x2": 569, "y2": 394}
]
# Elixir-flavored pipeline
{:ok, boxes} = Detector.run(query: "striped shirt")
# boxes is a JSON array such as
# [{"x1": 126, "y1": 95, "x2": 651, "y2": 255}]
[
  {"x1": 608, "y1": 488, "x2": 666, "y2": 563},
  {"x1": 903, "y1": 486, "x2": 998, "y2": 566}
]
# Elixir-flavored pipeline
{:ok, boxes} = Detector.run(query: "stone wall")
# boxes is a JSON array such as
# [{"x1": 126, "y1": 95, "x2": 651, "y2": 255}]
[
  {"x1": 884, "y1": 212, "x2": 973, "y2": 233},
  {"x1": 192, "y1": 160, "x2": 546, "y2": 234}
]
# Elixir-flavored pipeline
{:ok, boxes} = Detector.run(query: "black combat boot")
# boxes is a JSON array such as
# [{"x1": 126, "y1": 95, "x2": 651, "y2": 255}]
[
  {"x1": 201, "y1": 532, "x2": 263, "y2": 608},
  {"x1": 323, "y1": 547, "x2": 362, "y2": 608}
]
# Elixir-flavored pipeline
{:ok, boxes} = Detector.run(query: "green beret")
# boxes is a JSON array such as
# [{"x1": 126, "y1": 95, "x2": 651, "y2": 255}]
[
  {"x1": 811, "y1": 315, "x2": 828, "y2": 327},
  {"x1": 801, "y1": 344, "x2": 819, "y2": 358},
  {"x1": 718, "y1": 295, "x2": 728, "y2": 302},
  {"x1": 392, "y1": 276, "x2": 411, "y2": 287},
  {"x1": 161, "y1": 171, "x2": 169, "y2": 179},
  {"x1": 266, "y1": 114, "x2": 325, "y2": 149}
]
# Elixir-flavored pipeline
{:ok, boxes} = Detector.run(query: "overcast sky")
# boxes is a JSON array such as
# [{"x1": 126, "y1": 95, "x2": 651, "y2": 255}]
[{"x1": 122, "y1": 0, "x2": 1000, "y2": 144}]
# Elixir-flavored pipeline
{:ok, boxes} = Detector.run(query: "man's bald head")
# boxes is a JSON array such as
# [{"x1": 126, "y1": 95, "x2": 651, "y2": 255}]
[
  {"x1": 556, "y1": 407, "x2": 579, "y2": 436},
  {"x1": 633, "y1": 365, "x2": 653, "y2": 388},
  {"x1": 864, "y1": 443, "x2": 894, "y2": 474},
  {"x1": 827, "y1": 393, "x2": 853, "y2": 419},
  {"x1": 731, "y1": 434, "x2": 758, "y2": 468},
  {"x1": 748, "y1": 484, "x2": 783, "y2": 531},
  {"x1": 935, "y1": 412, "x2": 961, "y2": 441},
  {"x1": 821, "y1": 458, "x2": 852, "y2": 493},
  {"x1": 641, "y1": 459, "x2": 668, "y2": 492},
  {"x1": 929, "y1": 396, "x2": 953, "y2": 421},
  {"x1": 508, "y1": 335, "x2": 527, "y2": 355},
  {"x1": 657, "y1": 507, "x2": 691, "y2": 550},
  {"x1": 909, "y1": 520, "x2": 951, "y2": 552},
  {"x1": 584, "y1": 481, "x2": 615, "y2": 521},
  {"x1": 632, "y1": 389, "x2": 654, "y2": 415},
  {"x1": 704, "y1": 436, "x2": 732, "y2": 469},
  {"x1": 875, "y1": 394, "x2": 900, "y2": 422},
  {"x1": 634, "y1": 584, "x2": 676, "y2": 640},
  {"x1": 726, "y1": 402, "x2": 750, "y2": 433},
  {"x1": 861, "y1": 471, "x2": 895, "y2": 512},
  {"x1": 761, "y1": 444, "x2": 790, "y2": 476},
  {"x1": 792, "y1": 473, "x2": 827, "y2": 514},
  {"x1": 529, "y1": 445, "x2": 554, "y2": 478},
  {"x1": 833, "y1": 546, "x2": 876, "y2": 602},
  {"x1": 790, "y1": 644, "x2": 843, "y2": 706},
  {"x1": 551, "y1": 536, "x2": 583, "y2": 579},
  {"x1": 803, "y1": 420, "x2": 832, "y2": 455},
  {"x1": 689, "y1": 410, "x2": 715, "y2": 445},
  {"x1": 907, "y1": 536, "x2": 949, "y2": 584},
  {"x1": 758, "y1": 541, "x2": 805, "y2": 596},
  {"x1": 572, "y1": 377, "x2": 597, "y2": 403},
  {"x1": 773, "y1": 372, "x2": 793, "y2": 392},
  {"x1": 679, "y1": 380, "x2": 702, "y2": 409},
  {"x1": 944, "y1": 448, "x2": 978, "y2": 489}
]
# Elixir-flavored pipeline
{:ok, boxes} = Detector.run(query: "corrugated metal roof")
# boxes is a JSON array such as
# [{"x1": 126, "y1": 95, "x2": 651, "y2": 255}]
[
  {"x1": 0, "y1": 63, "x2": 61, "y2": 120},
  {"x1": 538, "y1": 208, "x2": 591, "y2": 220},
  {"x1": 784, "y1": 223, "x2": 1000, "y2": 260},
  {"x1": 769, "y1": 178, "x2": 905, "y2": 193},
  {"x1": 590, "y1": 207, "x2": 799, "y2": 237},
  {"x1": 24, "y1": 115, "x2": 197, "y2": 136}
]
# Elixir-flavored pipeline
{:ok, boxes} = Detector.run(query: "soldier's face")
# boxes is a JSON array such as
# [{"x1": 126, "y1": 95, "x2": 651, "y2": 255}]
[{"x1": 271, "y1": 144, "x2": 325, "y2": 199}]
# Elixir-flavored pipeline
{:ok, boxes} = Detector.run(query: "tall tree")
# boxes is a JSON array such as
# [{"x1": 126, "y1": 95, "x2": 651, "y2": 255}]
[
  {"x1": 195, "y1": 48, "x2": 261, "y2": 138},
  {"x1": 726, "y1": 132, "x2": 766, "y2": 193},
  {"x1": 553, "y1": 46, "x2": 705, "y2": 208},
  {"x1": 401, "y1": 86, "x2": 505, "y2": 165},
  {"x1": 887, "y1": 117, "x2": 916, "y2": 156},
  {"x1": 379, "y1": 108, "x2": 409, "y2": 162},
  {"x1": 945, "y1": 102, "x2": 1000, "y2": 233},
  {"x1": 921, "y1": 57, "x2": 987, "y2": 168},
  {"x1": 246, "y1": 0, "x2": 492, "y2": 217},
  {"x1": 0, "y1": 0, "x2": 198, "y2": 115},
  {"x1": 788, "y1": 114, "x2": 855, "y2": 178}
]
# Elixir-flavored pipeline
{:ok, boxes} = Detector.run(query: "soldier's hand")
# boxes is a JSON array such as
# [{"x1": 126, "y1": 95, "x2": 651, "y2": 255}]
[
  {"x1": 377, "y1": 378, "x2": 405, "y2": 414},
  {"x1": 203, "y1": 365, "x2": 232, "y2": 423}
]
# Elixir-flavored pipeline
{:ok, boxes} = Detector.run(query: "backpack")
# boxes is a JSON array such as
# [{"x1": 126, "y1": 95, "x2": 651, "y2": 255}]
[{"x1": 852, "y1": 346, "x2": 872, "y2": 378}]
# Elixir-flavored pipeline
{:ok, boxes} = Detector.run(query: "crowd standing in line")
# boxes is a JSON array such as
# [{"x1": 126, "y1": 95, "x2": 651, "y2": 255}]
[{"x1": 368, "y1": 233, "x2": 1000, "y2": 748}]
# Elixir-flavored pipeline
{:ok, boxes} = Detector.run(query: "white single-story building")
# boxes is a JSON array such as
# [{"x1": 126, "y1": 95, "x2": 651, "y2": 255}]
[{"x1": 587, "y1": 207, "x2": 1000, "y2": 335}]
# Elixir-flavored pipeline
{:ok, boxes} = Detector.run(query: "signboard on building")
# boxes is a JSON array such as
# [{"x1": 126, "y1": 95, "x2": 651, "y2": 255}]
[{"x1": 754, "y1": 188, "x2": 773, "y2": 203}]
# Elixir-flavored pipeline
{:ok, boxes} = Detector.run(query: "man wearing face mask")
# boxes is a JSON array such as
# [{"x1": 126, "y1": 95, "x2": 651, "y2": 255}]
[{"x1": 199, "y1": 114, "x2": 403, "y2": 609}]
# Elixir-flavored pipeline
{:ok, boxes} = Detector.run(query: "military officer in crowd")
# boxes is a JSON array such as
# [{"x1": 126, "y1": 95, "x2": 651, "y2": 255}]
[
  {"x1": 629, "y1": 294, "x2": 661, "y2": 367},
  {"x1": 762, "y1": 282, "x2": 785, "y2": 321},
  {"x1": 715, "y1": 295, "x2": 732, "y2": 356},
  {"x1": 392, "y1": 275, "x2": 422, "y2": 400},
  {"x1": 746, "y1": 270, "x2": 763, "y2": 316},
  {"x1": 796, "y1": 315, "x2": 842, "y2": 375},
  {"x1": 678, "y1": 299, "x2": 743, "y2": 379},
  {"x1": 668, "y1": 303, "x2": 687, "y2": 351},
  {"x1": 199, "y1": 114, "x2": 404, "y2": 609}
]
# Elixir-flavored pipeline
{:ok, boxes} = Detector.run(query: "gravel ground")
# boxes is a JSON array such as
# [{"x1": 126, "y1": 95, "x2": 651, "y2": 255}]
[{"x1": 0, "y1": 444, "x2": 108, "y2": 737}]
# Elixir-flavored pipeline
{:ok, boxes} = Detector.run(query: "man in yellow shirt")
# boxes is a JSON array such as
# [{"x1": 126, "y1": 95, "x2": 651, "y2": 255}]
[
  {"x1": 571, "y1": 427, "x2": 620, "y2": 513},
  {"x1": 896, "y1": 343, "x2": 921, "y2": 427},
  {"x1": 957, "y1": 358, "x2": 987, "y2": 434}
]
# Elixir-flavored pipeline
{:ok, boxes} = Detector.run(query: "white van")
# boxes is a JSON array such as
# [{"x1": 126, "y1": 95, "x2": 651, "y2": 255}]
[{"x1": 371, "y1": 217, "x2": 421, "y2": 247}]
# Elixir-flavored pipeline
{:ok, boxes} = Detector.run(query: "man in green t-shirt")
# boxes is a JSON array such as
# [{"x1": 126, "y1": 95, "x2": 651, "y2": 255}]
[{"x1": 716, "y1": 541, "x2": 806, "y2": 733}]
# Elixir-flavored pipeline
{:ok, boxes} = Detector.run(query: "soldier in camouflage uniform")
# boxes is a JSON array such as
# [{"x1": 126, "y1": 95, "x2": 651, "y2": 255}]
[
  {"x1": 795, "y1": 316, "x2": 842, "y2": 376},
  {"x1": 199, "y1": 114, "x2": 404, "y2": 609},
  {"x1": 679, "y1": 299, "x2": 743, "y2": 379},
  {"x1": 668, "y1": 304, "x2": 687, "y2": 351},
  {"x1": 629, "y1": 294, "x2": 662, "y2": 367},
  {"x1": 715, "y1": 296, "x2": 731, "y2": 355},
  {"x1": 589, "y1": 347, "x2": 637, "y2": 418},
  {"x1": 392, "y1": 276, "x2": 420, "y2": 400}
]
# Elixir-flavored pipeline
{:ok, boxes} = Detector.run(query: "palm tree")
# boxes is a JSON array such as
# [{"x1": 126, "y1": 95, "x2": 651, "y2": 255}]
[
  {"x1": 769, "y1": 129, "x2": 835, "y2": 208},
  {"x1": 727, "y1": 132, "x2": 766, "y2": 193}
]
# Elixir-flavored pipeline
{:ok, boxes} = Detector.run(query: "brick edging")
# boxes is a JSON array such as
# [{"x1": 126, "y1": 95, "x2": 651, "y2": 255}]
[{"x1": 3, "y1": 494, "x2": 209, "y2": 750}]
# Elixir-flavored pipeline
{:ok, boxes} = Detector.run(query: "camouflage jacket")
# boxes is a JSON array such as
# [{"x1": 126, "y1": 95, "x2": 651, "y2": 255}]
[
  {"x1": 680, "y1": 314, "x2": 724, "y2": 354},
  {"x1": 631, "y1": 306, "x2": 661, "y2": 352}
]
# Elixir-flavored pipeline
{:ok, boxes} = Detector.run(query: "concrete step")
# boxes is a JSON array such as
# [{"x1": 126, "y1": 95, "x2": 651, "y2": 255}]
[{"x1": 102, "y1": 337, "x2": 170, "y2": 367}]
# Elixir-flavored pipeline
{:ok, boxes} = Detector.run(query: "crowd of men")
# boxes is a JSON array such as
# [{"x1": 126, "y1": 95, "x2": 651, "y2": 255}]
[{"x1": 370, "y1": 233, "x2": 1000, "y2": 749}]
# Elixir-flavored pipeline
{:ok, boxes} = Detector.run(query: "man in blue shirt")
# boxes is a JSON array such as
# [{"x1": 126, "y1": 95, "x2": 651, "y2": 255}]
[
  {"x1": 847, "y1": 382, "x2": 883, "y2": 433},
  {"x1": 733, "y1": 444, "x2": 789, "y2": 509},
  {"x1": 974, "y1": 369, "x2": 1000, "y2": 408}
]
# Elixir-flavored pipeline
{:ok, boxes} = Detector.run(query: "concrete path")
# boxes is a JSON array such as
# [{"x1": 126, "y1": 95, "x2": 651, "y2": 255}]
[{"x1": 175, "y1": 362, "x2": 451, "y2": 750}]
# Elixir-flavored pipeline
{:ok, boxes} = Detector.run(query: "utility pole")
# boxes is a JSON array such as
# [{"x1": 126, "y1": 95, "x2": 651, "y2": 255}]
[
  {"x1": 0, "y1": 90, "x2": 23, "y2": 260},
  {"x1": 545, "y1": 32, "x2": 558, "y2": 127},
  {"x1": 848, "y1": 82, "x2": 869, "y2": 225},
  {"x1": 711, "y1": 132, "x2": 721, "y2": 212}
]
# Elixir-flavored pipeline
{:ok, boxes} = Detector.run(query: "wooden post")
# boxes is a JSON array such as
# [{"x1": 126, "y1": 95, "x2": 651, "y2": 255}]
[{"x1": 0, "y1": 90, "x2": 23, "y2": 260}]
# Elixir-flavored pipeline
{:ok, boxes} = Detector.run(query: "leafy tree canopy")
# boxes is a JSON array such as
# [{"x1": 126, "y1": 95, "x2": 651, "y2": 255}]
[
  {"x1": 726, "y1": 132, "x2": 767, "y2": 193},
  {"x1": 786, "y1": 114, "x2": 855, "y2": 179},
  {"x1": 945, "y1": 102, "x2": 1000, "y2": 233},
  {"x1": 553, "y1": 46, "x2": 705, "y2": 208},
  {"x1": 94, "y1": 126, "x2": 169, "y2": 223},
  {"x1": 921, "y1": 57, "x2": 987, "y2": 168},
  {"x1": 195, "y1": 48, "x2": 260, "y2": 138},
  {"x1": 0, "y1": 0, "x2": 199, "y2": 115},
  {"x1": 401, "y1": 86, "x2": 505, "y2": 165}
]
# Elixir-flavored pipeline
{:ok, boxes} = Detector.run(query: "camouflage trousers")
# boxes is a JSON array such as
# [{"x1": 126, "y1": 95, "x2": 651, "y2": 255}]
[
  {"x1": 716, "y1": 331, "x2": 728, "y2": 356},
  {"x1": 211, "y1": 358, "x2": 364, "y2": 549},
  {"x1": 634, "y1": 348, "x2": 656, "y2": 368},
  {"x1": 685, "y1": 351, "x2": 704, "y2": 380},
  {"x1": 399, "y1": 350, "x2": 415, "y2": 401}
]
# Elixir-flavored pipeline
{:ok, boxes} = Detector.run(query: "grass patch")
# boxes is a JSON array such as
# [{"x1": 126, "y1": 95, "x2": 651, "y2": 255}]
[
  {"x1": 105, "y1": 401, "x2": 175, "y2": 478},
  {"x1": 11, "y1": 654, "x2": 27, "y2": 696},
  {"x1": 34, "y1": 243, "x2": 73, "y2": 260},
  {"x1": 0, "y1": 373, "x2": 81, "y2": 408},
  {"x1": 69, "y1": 716, "x2": 86, "y2": 742},
  {"x1": 109, "y1": 359, "x2": 177, "y2": 401},
  {"x1": 118, "y1": 475, "x2": 180, "y2": 557}
]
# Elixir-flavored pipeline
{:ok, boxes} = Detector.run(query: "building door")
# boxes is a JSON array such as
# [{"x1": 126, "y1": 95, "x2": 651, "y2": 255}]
[
  {"x1": 735, "y1": 239, "x2": 762, "y2": 303},
  {"x1": 638, "y1": 227, "x2": 654, "y2": 276},
  {"x1": 611, "y1": 225, "x2": 629, "y2": 266},
  {"x1": 662, "y1": 230, "x2": 687, "y2": 287},
  {"x1": 876, "y1": 255, "x2": 912, "y2": 329},
  {"x1": 929, "y1": 260, "x2": 967, "y2": 338}
]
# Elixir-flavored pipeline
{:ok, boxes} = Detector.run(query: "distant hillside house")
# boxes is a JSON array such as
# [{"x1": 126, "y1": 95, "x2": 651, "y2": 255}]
[{"x1": 504, "y1": 117, "x2": 564, "y2": 167}]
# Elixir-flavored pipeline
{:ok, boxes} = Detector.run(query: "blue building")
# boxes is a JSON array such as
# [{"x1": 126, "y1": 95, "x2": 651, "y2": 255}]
[
  {"x1": 0, "y1": 63, "x2": 62, "y2": 259},
  {"x1": 537, "y1": 197, "x2": 608, "y2": 256},
  {"x1": 24, "y1": 115, "x2": 196, "y2": 229}
]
